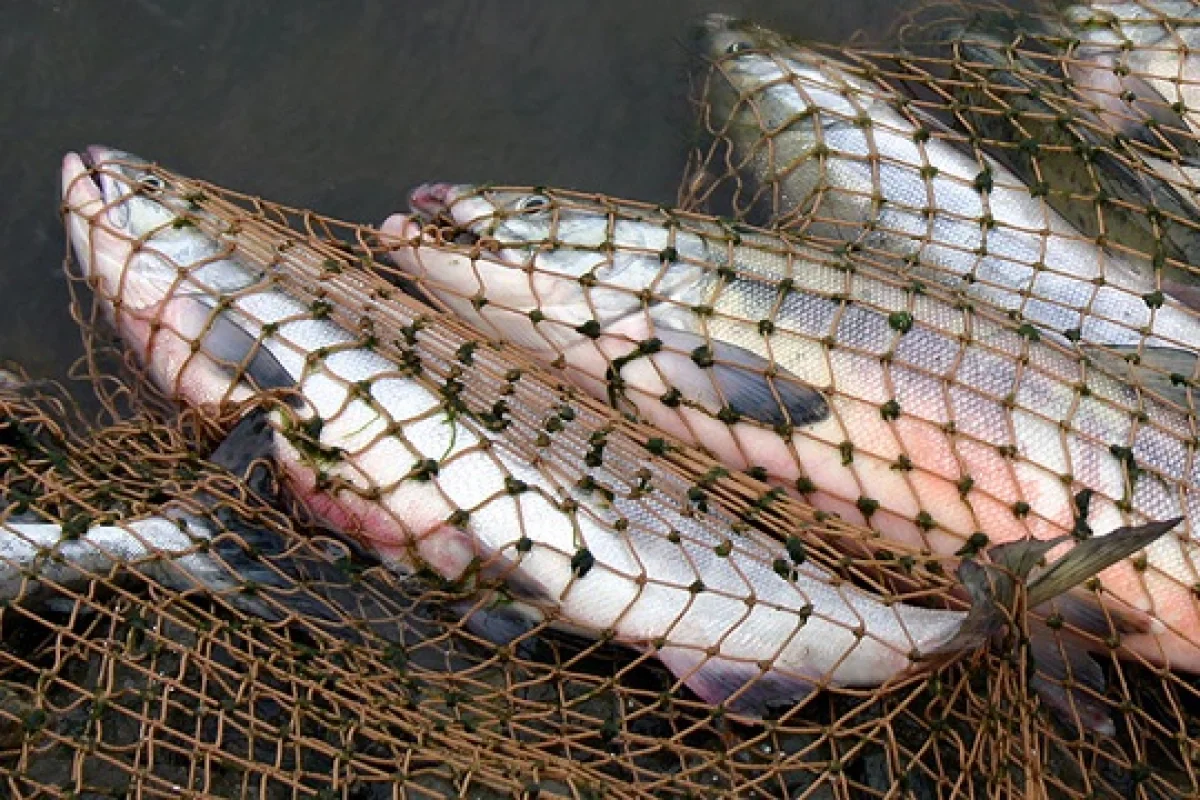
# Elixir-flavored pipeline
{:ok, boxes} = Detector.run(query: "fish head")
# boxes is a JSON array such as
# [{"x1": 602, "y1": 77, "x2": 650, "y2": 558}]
[
  {"x1": 693, "y1": 13, "x2": 788, "y2": 64},
  {"x1": 61, "y1": 146, "x2": 270, "y2": 409},
  {"x1": 61, "y1": 145, "x2": 215, "y2": 313},
  {"x1": 692, "y1": 14, "x2": 868, "y2": 131},
  {"x1": 385, "y1": 184, "x2": 712, "y2": 352}
]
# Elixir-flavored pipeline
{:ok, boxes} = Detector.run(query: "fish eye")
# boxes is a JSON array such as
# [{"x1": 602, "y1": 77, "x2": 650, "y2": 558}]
[
  {"x1": 138, "y1": 174, "x2": 166, "y2": 194},
  {"x1": 725, "y1": 41, "x2": 751, "y2": 54},
  {"x1": 517, "y1": 194, "x2": 551, "y2": 215}
]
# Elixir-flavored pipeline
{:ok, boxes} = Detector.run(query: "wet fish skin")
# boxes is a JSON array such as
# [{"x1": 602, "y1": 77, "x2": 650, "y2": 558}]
[
  {"x1": 886, "y1": 6, "x2": 1200, "y2": 286},
  {"x1": 1062, "y1": 0, "x2": 1200, "y2": 139},
  {"x1": 57, "y1": 146, "x2": 1058, "y2": 717},
  {"x1": 691, "y1": 14, "x2": 1200, "y2": 352},
  {"x1": 384, "y1": 183, "x2": 1200, "y2": 674},
  {"x1": 1060, "y1": 0, "x2": 1200, "y2": 297}
]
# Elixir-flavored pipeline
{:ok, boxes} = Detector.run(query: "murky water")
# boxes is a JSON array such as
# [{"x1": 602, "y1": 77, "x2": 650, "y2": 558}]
[{"x1": 0, "y1": 0, "x2": 899, "y2": 380}]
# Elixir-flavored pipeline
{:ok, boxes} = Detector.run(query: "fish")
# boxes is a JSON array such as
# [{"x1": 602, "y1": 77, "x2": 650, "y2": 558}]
[
  {"x1": 1062, "y1": 0, "x2": 1200, "y2": 140},
  {"x1": 688, "y1": 13, "x2": 1200, "y2": 359},
  {"x1": 0, "y1": 407, "x2": 393, "y2": 642},
  {"x1": 879, "y1": 1, "x2": 1200, "y2": 295},
  {"x1": 1060, "y1": 0, "x2": 1200, "y2": 283},
  {"x1": 382, "y1": 182, "x2": 1200, "y2": 678},
  {"x1": 59, "y1": 146, "x2": 1170, "y2": 723}
]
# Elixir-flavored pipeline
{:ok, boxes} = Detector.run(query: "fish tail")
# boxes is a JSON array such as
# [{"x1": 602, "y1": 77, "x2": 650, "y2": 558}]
[{"x1": 937, "y1": 516, "x2": 1181, "y2": 734}]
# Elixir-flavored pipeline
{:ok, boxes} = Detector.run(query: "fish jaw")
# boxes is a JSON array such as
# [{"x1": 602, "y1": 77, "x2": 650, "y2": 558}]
[
  {"x1": 62, "y1": 149, "x2": 134, "y2": 308},
  {"x1": 406, "y1": 182, "x2": 499, "y2": 234}
]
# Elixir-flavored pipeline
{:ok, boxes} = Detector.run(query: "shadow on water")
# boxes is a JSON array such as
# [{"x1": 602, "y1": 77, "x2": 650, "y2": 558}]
[{"x1": 0, "y1": 0, "x2": 896, "y2": 379}]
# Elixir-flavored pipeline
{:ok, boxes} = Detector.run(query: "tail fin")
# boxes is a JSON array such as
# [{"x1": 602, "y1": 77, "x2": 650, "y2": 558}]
[{"x1": 932, "y1": 516, "x2": 1181, "y2": 735}]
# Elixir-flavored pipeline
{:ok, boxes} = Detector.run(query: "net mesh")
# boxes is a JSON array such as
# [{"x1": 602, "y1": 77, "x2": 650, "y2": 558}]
[
  {"x1": 16, "y1": 2, "x2": 1200, "y2": 792},
  {"x1": 19, "y1": 154, "x2": 1192, "y2": 800},
  {"x1": 377, "y1": 180, "x2": 1200, "y2": 798}
]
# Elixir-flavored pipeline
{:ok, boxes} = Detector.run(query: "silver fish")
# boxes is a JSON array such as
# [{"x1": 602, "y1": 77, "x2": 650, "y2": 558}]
[
  {"x1": 881, "y1": 2, "x2": 1200, "y2": 296},
  {"x1": 384, "y1": 183, "x2": 1200, "y2": 678},
  {"x1": 58, "y1": 147, "x2": 1168, "y2": 722},
  {"x1": 1063, "y1": 0, "x2": 1200, "y2": 139},
  {"x1": 691, "y1": 14, "x2": 1200, "y2": 357},
  {"x1": 0, "y1": 409, "x2": 390, "y2": 640},
  {"x1": 1062, "y1": 1, "x2": 1200, "y2": 271}
]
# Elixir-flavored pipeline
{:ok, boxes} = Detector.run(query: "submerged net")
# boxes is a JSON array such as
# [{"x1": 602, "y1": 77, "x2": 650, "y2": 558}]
[{"x1": 22, "y1": 142, "x2": 1198, "y2": 800}]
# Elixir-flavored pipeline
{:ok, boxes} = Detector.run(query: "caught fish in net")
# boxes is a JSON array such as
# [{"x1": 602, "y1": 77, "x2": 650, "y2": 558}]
[
  {"x1": 680, "y1": 5, "x2": 1200, "y2": 412},
  {"x1": 36, "y1": 139, "x2": 1194, "y2": 799}
]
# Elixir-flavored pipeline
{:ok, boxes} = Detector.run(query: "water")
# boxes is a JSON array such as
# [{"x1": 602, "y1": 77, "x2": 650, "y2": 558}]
[{"x1": 0, "y1": 0, "x2": 897, "y2": 380}]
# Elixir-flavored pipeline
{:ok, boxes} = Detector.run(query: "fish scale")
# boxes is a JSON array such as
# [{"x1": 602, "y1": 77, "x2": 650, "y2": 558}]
[{"x1": 386, "y1": 181, "x2": 1200, "y2": 673}]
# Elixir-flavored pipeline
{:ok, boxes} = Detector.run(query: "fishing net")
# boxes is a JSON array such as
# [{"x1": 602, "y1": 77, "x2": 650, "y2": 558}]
[
  {"x1": 682, "y1": 1, "x2": 1200, "y2": 402},
  {"x1": 29, "y1": 143, "x2": 1200, "y2": 800}
]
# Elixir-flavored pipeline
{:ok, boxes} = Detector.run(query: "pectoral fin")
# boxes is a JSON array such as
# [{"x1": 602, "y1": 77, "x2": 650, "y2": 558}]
[
  {"x1": 1071, "y1": 58, "x2": 1200, "y2": 162},
  {"x1": 181, "y1": 295, "x2": 296, "y2": 397},
  {"x1": 647, "y1": 328, "x2": 829, "y2": 428}
]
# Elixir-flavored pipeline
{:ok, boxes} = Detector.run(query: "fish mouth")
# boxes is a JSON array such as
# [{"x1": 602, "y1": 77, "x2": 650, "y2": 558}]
[
  {"x1": 408, "y1": 183, "x2": 480, "y2": 246},
  {"x1": 79, "y1": 147, "x2": 101, "y2": 187},
  {"x1": 61, "y1": 152, "x2": 102, "y2": 210},
  {"x1": 63, "y1": 145, "x2": 122, "y2": 209},
  {"x1": 80, "y1": 144, "x2": 121, "y2": 193}
]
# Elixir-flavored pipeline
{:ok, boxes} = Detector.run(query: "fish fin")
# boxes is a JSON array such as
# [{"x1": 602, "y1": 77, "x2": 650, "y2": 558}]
[
  {"x1": 206, "y1": 407, "x2": 279, "y2": 500},
  {"x1": 926, "y1": 559, "x2": 1006, "y2": 655},
  {"x1": 1028, "y1": 674, "x2": 1116, "y2": 738},
  {"x1": 173, "y1": 411, "x2": 407, "y2": 644},
  {"x1": 1029, "y1": 622, "x2": 1106, "y2": 690},
  {"x1": 1042, "y1": 592, "x2": 1153, "y2": 637},
  {"x1": 198, "y1": 513, "x2": 408, "y2": 646},
  {"x1": 1071, "y1": 58, "x2": 1200, "y2": 160},
  {"x1": 1027, "y1": 620, "x2": 1117, "y2": 737},
  {"x1": 988, "y1": 536, "x2": 1067, "y2": 583},
  {"x1": 650, "y1": 328, "x2": 829, "y2": 427},
  {"x1": 1109, "y1": 76, "x2": 1200, "y2": 160},
  {"x1": 656, "y1": 646, "x2": 816, "y2": 717},
  {"x1": 1088, "y1": 149, "x2": 1200, "y2": 253},
  {"x1": 1082, "y1": 345, "x2": 1198, "y2": 406},
  {"x1": 930, "y1": 518, "x2": 1176, "y2": 657},
  {"x1": 181, "y1": 295, "x2": 296, "y2": 397},
  {"x1": 1024, "y1": 518, "x2": 1181, "y2": 608},
  {"x1": 1161, "y1": 279, "x2": 1200, "y2": 312},
  {"x1": 453, "y1": 597, "x2": 541, "y2": 648}
]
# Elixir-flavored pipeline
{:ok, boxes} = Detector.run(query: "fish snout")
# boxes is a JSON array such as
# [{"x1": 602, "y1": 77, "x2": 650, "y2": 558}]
[
  {"x1": 61, "y1": 151, "x2": 104, "y2": 213},
  {"x1": 83, "y1": 144, "x2": 117, "y2": 169},
  {"x1": 409, "y1": 182, "x2": 455, "y2": 218}
]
